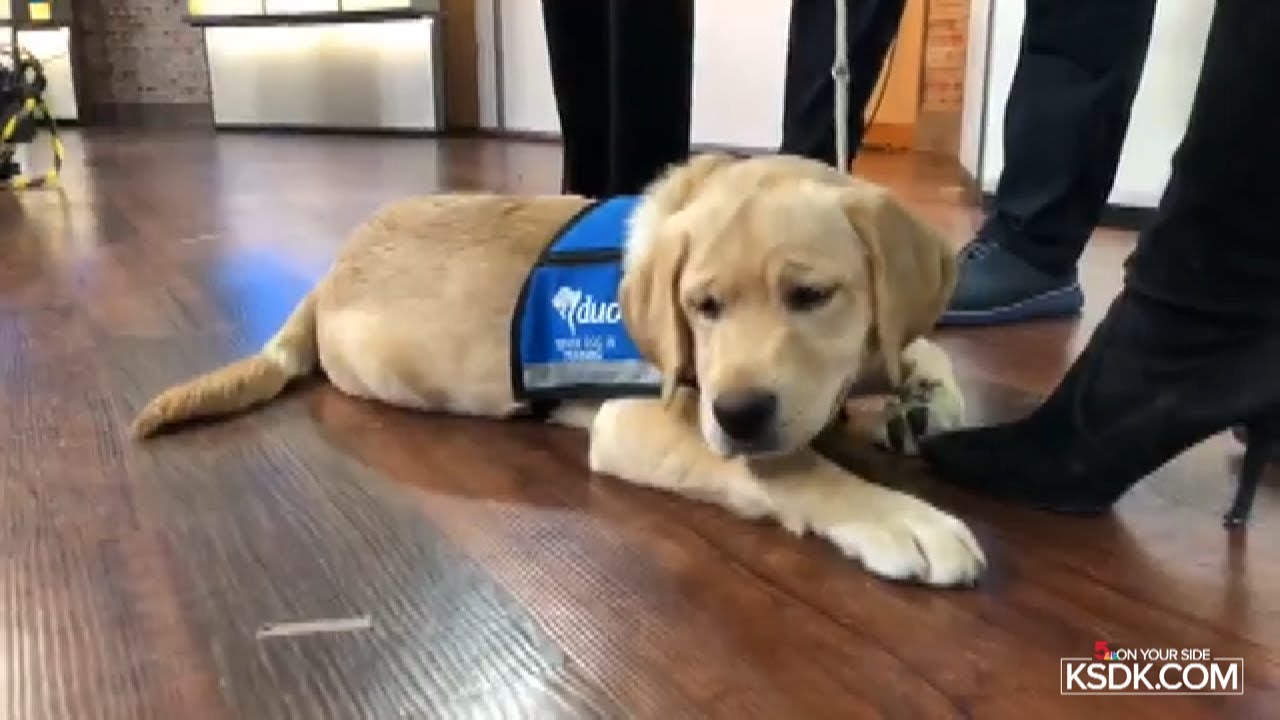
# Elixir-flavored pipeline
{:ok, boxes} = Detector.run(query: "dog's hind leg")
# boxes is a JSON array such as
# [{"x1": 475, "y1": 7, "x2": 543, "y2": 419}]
[{"x1": 546, "y1": 401, "x2": 602, "y2": 430}]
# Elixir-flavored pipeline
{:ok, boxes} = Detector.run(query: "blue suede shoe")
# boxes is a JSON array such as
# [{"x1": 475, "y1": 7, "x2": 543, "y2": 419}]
[{"x1": 939, "y1": 241, "x2": 1084, "y2": 326}]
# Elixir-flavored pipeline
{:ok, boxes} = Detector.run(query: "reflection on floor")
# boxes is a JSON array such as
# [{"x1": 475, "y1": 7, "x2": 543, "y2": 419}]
[{"x1": 0, "y1": 130, "x2": 1273, "y2": 718}]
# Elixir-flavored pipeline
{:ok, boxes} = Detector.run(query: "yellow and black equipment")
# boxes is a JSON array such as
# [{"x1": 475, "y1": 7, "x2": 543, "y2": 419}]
[{"x1": 0, "y1": 39, "x2": 63, "y2": 190}]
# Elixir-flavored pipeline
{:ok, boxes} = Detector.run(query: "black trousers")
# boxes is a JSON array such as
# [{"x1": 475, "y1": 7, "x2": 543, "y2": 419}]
[
  {"x1": 981, "y1": 0, "x2": 1157, "y2": 275},
  {"x1": 1125, "y1": 0, "x2": 1280, "y2": 323},
  {"x1": 780, "y1": 0, "x2": 907, "y2": 167},
  {"x1": 541, "y1": 0, "x2": 694, "y2": 198}
]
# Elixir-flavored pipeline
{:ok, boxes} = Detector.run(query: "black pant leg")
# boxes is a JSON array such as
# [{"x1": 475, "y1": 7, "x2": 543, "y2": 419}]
[
  {"x1": 780, "y1": 0, "x2": 907, "y2": 168},
  {"x1": 541, "y1": 0, "x2": 611, "y2": 197},
  {"x1": 607, "y1": 0, "x2": 695, "y2": 195},
  {"x1": 1125, "y1": 1, "x2": 1280, "y2": 323},
  {"x1": 982, "y1": 0, "x2": 1156, "y2": 275}
]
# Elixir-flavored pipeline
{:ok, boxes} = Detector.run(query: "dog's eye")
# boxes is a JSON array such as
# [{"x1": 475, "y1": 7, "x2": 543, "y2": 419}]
[
  {"x1": 785, "y1": 284, "x2": 836, "y2": 312},
  {"x1": 692, "y1": 296, "x2": 723, "y2": 319}
]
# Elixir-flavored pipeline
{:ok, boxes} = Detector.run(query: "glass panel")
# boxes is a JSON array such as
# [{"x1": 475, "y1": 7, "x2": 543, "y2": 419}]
[
  {"x1": 188, "y1": 0, "x2": 264, "y2": 16},
  {"x1": 341, "y1": 0, "x2": 412, "y2": 11},
  {"x1": 265, "y1": 0, "x2": 339, "y2": 13},
  {"x1": 0, "y1": 0, "x2": 11, "y2": 21},
  {"x1": 204, "y1": 18, "x2": 438, "y2": 130}
]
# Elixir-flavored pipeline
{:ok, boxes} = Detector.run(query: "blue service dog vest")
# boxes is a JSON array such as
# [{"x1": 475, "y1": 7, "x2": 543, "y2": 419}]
[{"x1": 511, "y1": 196, "x2": 664, "y2": 403}]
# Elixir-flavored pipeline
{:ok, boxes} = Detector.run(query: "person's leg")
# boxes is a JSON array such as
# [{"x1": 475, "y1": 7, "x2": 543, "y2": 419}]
[
  {"x1": 606, "y1": 0, "x2": 695, "y2": 195},
  {"x1": 941, "y1": 0, "x2": 1156, "y2": 326},
  {"x1": 921, "y1": 0, "x2": 1280, "y2": 520},
  {"x1": 780, "y1": 0, "x2": 907, "y2": 169},
  {"x1": 541, "y1": 0, "x2": 612, "y2": 197}
]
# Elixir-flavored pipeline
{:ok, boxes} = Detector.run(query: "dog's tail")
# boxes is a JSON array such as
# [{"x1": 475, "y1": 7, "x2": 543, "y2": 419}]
[{"x1": 130, "y1": 292, "x2": 319, "y2": 439}]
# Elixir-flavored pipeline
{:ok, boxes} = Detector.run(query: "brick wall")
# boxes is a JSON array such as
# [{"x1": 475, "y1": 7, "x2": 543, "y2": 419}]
[
  {"x1": 922, "y1": 0, "x2": 968, "y2": 113},
  {"x1": 916, "y1": 0, "x2": 969, "y2": 155},
  {"x1": 75, "y1": 0, "x2": 211, "y2": 109}
]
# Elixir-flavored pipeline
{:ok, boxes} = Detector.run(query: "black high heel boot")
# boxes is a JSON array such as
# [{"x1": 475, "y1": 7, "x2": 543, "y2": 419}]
[
  {"x1": 919, "y1": 290, "x2": 1280, "y2": 520},
  {"x1": 1224, "y1": 415, "x2": 1280, "y2": 526}
]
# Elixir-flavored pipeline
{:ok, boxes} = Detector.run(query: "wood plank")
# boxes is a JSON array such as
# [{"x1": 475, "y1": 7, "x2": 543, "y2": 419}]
[{"x1": 0, "y1": 129, "x2": 1273, "y2": 718}]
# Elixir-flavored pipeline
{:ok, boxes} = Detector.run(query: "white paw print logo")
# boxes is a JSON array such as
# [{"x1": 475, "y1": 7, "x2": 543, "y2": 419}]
[{"x1": 552, "y1": 286, "x2": 583, "y2": 334}]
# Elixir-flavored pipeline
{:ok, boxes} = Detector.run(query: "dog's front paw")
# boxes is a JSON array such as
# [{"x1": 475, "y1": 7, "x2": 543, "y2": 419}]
[
  {"x1": 821, "y1": 495, "x2": 985, "y2": 586},
  {"x1": 872, "y1": 375, "x2": 964, "y2": 456},
  {"x1": 872, "y1": 339, "x2": 965, "y2": 455}
]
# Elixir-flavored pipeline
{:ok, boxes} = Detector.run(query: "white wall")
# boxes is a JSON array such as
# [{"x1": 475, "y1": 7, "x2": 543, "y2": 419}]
[
  {"x1": 16, "y1": 28, "x2": 78, "y2": 121},
  {"x1": 474, "y1": 0, "x2": 794, "y2": 150},
  {"x1": 690, "y1": 0, "x2": 791, "y2": 148},
  {"x1": 957, "y1": 0, "x2": 990, "y2": 175},
  {"x1": 959, "y1": 0, "x2": 1214, "y2": 209}
]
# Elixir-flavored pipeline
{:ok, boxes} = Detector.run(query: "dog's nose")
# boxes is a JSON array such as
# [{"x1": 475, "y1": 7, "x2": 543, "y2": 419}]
[{"x1": 713, "y1": 390, "x2": 778, "y2": 442}]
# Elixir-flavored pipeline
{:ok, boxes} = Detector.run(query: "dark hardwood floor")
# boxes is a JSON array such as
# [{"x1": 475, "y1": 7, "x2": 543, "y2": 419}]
[{"x1": 1, "y1": 129, "x2": 1275, "y2": 719}]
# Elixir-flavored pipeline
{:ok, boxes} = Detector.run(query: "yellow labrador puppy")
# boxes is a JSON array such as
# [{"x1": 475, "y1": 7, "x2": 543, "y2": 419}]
[{"x1": 131, "y1": 153, "x2": 984, "y2": 586}]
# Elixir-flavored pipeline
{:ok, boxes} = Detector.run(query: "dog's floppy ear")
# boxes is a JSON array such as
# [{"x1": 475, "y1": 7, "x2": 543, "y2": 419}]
[
  {"x1": 617, "y1": 153, "x2": 735, "y2": 402},
  {"x1": 620, "y1": 225, "x2": 693, "y2": 403},
  {"x1": 838, "y1": 181, "x2": 957, "y2": 386}
]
